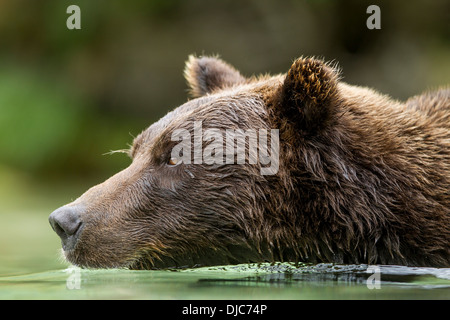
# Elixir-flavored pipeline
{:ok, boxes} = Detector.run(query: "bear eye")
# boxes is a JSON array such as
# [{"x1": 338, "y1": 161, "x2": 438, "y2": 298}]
[{"x1": 167, "y1": 157, "x2": 179, "y2": 166}]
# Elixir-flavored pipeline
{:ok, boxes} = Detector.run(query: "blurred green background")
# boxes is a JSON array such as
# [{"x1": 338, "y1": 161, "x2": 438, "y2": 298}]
[{"x1": 0, "y1": 0, "x2": 449, "y2": 276}]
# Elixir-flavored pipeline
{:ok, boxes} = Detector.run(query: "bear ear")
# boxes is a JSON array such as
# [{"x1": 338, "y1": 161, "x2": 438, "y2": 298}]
[
  {"x1": 184, "y1": 55, "x2": 246, "y2": 98},
  {"x1": 270, "y1": 57, "x2": 340, "y2": 135}
]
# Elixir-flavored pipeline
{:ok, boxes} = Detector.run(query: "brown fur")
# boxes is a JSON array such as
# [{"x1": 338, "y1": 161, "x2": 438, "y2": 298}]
[{"x1": 50, "y1": 55, "x2": 450, "y2": 269}]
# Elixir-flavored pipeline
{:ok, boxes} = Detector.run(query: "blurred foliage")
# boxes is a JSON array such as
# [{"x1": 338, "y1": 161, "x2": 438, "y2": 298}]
[
  {"x1": 0, "y1": 0, "x2": 449, "y2": 181},
  {"x1": 0, "y1": 64, "x2": 83, "y2": 171}
]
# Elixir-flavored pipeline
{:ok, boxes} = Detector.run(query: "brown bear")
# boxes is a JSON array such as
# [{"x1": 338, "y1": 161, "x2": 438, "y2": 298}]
[{"x1": 49, "y1": 55, "x2": 450, "y2": 269}]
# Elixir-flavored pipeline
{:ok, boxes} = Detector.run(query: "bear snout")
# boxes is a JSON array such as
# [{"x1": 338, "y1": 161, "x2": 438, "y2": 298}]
[{"x1": 49, "y1": 206, "x2": 83, "y2": 251}]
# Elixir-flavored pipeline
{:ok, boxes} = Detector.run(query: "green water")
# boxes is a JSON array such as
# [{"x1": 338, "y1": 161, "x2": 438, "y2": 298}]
[
  {"x1": 1, "y1": 264, "x2": 450, "y2": 300},
  {"x1": 0, "y1": 172, "x2": 449, "y2": 300}
]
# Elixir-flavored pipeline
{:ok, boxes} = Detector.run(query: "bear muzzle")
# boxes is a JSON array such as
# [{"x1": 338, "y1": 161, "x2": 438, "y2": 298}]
[{"x1": 49, "y1": 205, "x2": 83, "y2": 251}]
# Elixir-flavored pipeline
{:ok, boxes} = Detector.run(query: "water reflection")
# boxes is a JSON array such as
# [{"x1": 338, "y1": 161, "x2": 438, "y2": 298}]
[
  {"x1": 195, "y1": 263, "x2": 450, "y2": 289},
  {"x1": 1, "y1": 263, "x2": 449, "y2": 299}
]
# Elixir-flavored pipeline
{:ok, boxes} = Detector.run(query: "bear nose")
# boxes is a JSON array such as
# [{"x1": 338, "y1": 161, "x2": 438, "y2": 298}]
[{"x1": 49, "y1": 206, "x2": 83, "y2": 251}]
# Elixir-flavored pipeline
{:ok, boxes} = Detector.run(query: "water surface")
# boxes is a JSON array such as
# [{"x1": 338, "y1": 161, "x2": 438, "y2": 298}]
[{"x1": 1, "y1": 263, "x2": 449, "y2": 299}]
